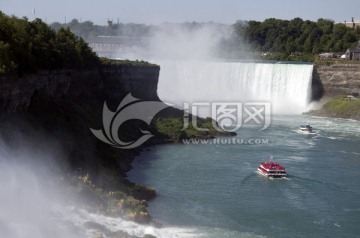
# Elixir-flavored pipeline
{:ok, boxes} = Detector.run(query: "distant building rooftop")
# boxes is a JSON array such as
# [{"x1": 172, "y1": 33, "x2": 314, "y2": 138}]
[
  {"x1": 345, "y1": 41, "x2": 360, "y2": 61},
  {"x1": 337, "y1": 17, "x2": 360, "y2": 28}
]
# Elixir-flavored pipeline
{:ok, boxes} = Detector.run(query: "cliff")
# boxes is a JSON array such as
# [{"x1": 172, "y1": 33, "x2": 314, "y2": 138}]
[
  {"x1": 0, "y1": 64, "x2": 160, "y2": 113},
  {"x1": 0, "y1": 63, "x2": 162, "y2": 175},
  {"x1": 312, "y1": 63, "x2": 360, "y2": 98},
  {"x1": 0, "y1": 60, "x2": 233, "y2": 224},
  {"x1": 0, "y1": 63, "x2": 161, "y2": 223}
]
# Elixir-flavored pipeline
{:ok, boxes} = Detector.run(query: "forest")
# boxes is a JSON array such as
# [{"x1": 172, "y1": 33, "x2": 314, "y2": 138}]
[
  {"x1": 51, "y1": 18, "x2": 360, "y2": 61},
  {"x1": 2, "y1": 11, "x2": 360, "y2": 74},
  {"x1": 229, "y1": 18, "x2": 360, "y2": 61},
  {"x1": 0, "y1": 12, "x2": 99, "y2": 75}
]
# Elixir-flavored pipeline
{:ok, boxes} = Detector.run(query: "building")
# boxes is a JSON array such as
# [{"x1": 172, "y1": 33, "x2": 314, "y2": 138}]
[
  {"x1": 341, "y1": 17, "x2": 360, "y2": 28},
  {"x1": 88, "y1": 35, "x2": 148, "y2": 57},
  {"x1": 345, "y1": 42, "x2": 360, "y2": 61}
]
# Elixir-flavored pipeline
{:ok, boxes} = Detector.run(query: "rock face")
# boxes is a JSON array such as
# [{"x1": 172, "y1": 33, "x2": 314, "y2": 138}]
[
  {"x1": 101, "y1": 65, "x2": 160, "y2": 102},
  {"x1": 0, "y1": 63, "x2": 161, "y2": 224},
  {"x1": 313, "y1": 63, "x2": 360, "y2": 98},
  {"x1": 0, "y1": 64, "x2": 160, "y2": 114},
  {"x1": 0, "y1": 62, "x2": 160, "y2": 199}
]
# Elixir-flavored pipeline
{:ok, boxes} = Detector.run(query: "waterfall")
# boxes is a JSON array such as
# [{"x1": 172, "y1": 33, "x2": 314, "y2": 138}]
[{"x1": 157, "y1": 61, "x2": 313, "y2": 115}]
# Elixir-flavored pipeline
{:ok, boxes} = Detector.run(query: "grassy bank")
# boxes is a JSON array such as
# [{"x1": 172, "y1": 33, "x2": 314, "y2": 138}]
[
  {"x1": 315, "y1": 60, "x2": 360, "y2": 66},
  {"x1": 306, "y1": 96, "x2": 360, "y2": 120},
  {"x1": 154, "y1": 115, "x2": 235, "y2": 142}
]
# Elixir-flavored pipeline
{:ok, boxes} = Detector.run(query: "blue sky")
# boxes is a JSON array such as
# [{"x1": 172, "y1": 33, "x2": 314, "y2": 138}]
[{"x1": 1, "y1": 0, "x2": 359, "y2": 25}]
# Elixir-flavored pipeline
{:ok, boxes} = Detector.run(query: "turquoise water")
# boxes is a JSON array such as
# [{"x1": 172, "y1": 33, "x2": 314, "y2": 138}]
[{"x1": 128, "y1": 115, "x2": 360, "y2": 238}]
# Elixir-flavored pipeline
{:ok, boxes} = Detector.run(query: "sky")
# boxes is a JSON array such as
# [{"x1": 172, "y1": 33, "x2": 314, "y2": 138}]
[{"x1": 1, "y1": 0, "x2": 359, "y2": 25}]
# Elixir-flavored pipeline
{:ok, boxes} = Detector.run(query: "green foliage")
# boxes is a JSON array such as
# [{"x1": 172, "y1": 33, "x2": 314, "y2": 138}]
[
  {"x1": 233, "y1": 18, "x2": 360, "y2": 61},
  {"x1": 0, "y1": 11, "x2": 99, "y2": 75},
  {"x1": 68, "y1": 173, "x2": 152, "y2": 223},
  {"x1": 154, "y1": 116, "x2": 233, "y2": 141},
  {"x1": 100, "y1": 57, "x2": 159, "y2": 67},
  {"x1": 261, "y1": 52, "x2": 316, "y2": 62},
  {"x1": 307, "y1": 96, "x2": 360, "y2": 120},
  {"x1": 51, "y1": 19, "x2": 152, "y2": 42},
  {"x1": 315, "y1": 61, "x2": 336, "y2": 66},
  {"x1": 0, "y1": 41, "x2": 17, "y2": 74},
  {"x1": 50, "y1": 17, "x2": 360, "y2": 62},
  {"x1": 154, "y1": 117, "x2": 183, "y2": 140}
]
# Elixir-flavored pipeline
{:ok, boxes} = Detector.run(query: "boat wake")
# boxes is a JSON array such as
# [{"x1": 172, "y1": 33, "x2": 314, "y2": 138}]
[
  {"x1": 290, "y1": 174, "x2": 328, "y2": 184},
  {"x1": 268, "y1": 175, "x2": 290, "y2": 180},
  {"x1": 240, "y1": 172, "x2": 257, "y2": 185},
  {"x1": 289, "y1": 175, "x2": 360, "y2": 195}
]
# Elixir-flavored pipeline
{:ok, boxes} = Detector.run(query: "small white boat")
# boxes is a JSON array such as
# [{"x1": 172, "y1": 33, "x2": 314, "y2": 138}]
[{"x1": 298, "y1": 124, "x2": 314, "y2": 134}]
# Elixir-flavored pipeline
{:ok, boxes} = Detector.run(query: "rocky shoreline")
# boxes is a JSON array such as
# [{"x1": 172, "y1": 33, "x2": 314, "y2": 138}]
[
  {"x1": 312, "y1": 61, "x2": 360, "y2": 98},
  {"x1": 308, "y1": 60, "x2": 360, "y2": 121}
]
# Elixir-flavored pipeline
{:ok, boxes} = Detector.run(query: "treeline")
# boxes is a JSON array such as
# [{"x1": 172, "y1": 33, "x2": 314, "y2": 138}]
[
  {"x1": 229, "y1": 18, "x2": 360, "y2": 61},
  {"x1": 51, "y1": 18, "x2": 360, "y2": 62},
  {"x1": 0, "y1": 12, "x2": 99, "y2": 75},
  {"x1": 50, "y1": 19, "x2": 228, "y2": 43},
  {"x1": 2, "y1": 12, "x2": 359, "y2": 69},
  {"x1": 51, "y1": 19, "x2": 152, "y2": 42}
]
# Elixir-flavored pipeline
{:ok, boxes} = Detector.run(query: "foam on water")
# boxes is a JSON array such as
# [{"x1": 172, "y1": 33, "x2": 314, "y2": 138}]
[{"x1": 64, "y1": 208, "x2": 203, "y2": 238}]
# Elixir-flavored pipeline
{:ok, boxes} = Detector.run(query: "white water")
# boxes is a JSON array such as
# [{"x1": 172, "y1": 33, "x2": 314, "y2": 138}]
[
  {"x1": 156, "y1": 61, "x2": 313, "y2": 115},
  {"x1": 0, "y1": 133, "x2": 198, "y2": 238}
]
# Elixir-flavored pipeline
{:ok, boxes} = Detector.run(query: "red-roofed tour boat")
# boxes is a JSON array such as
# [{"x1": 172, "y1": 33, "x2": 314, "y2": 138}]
[{"x1": 258, "y1": 160, "x2": 287, "y2": 178}]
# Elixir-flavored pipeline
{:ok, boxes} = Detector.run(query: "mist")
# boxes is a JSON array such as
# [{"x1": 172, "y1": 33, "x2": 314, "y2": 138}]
[
  {"x1": 0, "y1": 121, "x2": 202, "y2": 238},
  {"x1": 116, "y1": 22, "x2": 235, "y2": 61},
  {"x1": 112, "y1": 22, "x2": 312, "y2": 116},
  {"x1": 0, "y1": 127, "x2": 86, "y2": 238}
]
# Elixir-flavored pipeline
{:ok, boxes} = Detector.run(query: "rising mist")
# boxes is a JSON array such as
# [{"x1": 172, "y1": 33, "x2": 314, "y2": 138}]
[{"x1": 0, "y1": 125, "x2": 86, "y2": 238}]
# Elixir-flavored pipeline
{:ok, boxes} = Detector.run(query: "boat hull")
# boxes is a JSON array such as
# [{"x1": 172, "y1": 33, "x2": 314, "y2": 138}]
[
  {"x1": 298, "y1": 129, "x2": 315, "y2": 135},
  {"x1": 257, "y1": 167, "x2": 287, "y2": 178}
]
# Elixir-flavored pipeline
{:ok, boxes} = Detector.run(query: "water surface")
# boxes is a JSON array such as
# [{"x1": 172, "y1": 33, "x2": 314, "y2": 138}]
[{"x1": 129, "y1": 115, "x2": 360, "y2": 238}]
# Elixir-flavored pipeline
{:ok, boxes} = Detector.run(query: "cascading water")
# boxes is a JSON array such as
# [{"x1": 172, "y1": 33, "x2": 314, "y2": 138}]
[{"x1": 157, "y1": 61, "x2": 314, "y2": 115}]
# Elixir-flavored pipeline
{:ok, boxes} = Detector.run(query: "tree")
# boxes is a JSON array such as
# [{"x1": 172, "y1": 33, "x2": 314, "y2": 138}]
[
  {"x1": 0, "y1": 41, "x2": 17, "y2": 74},
  {"x1": 0, "y1": 12, "x2": 99, "y2": 75},
  {"x1": 230, "y1": 17, "x2": 360, "y2": 61}
]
